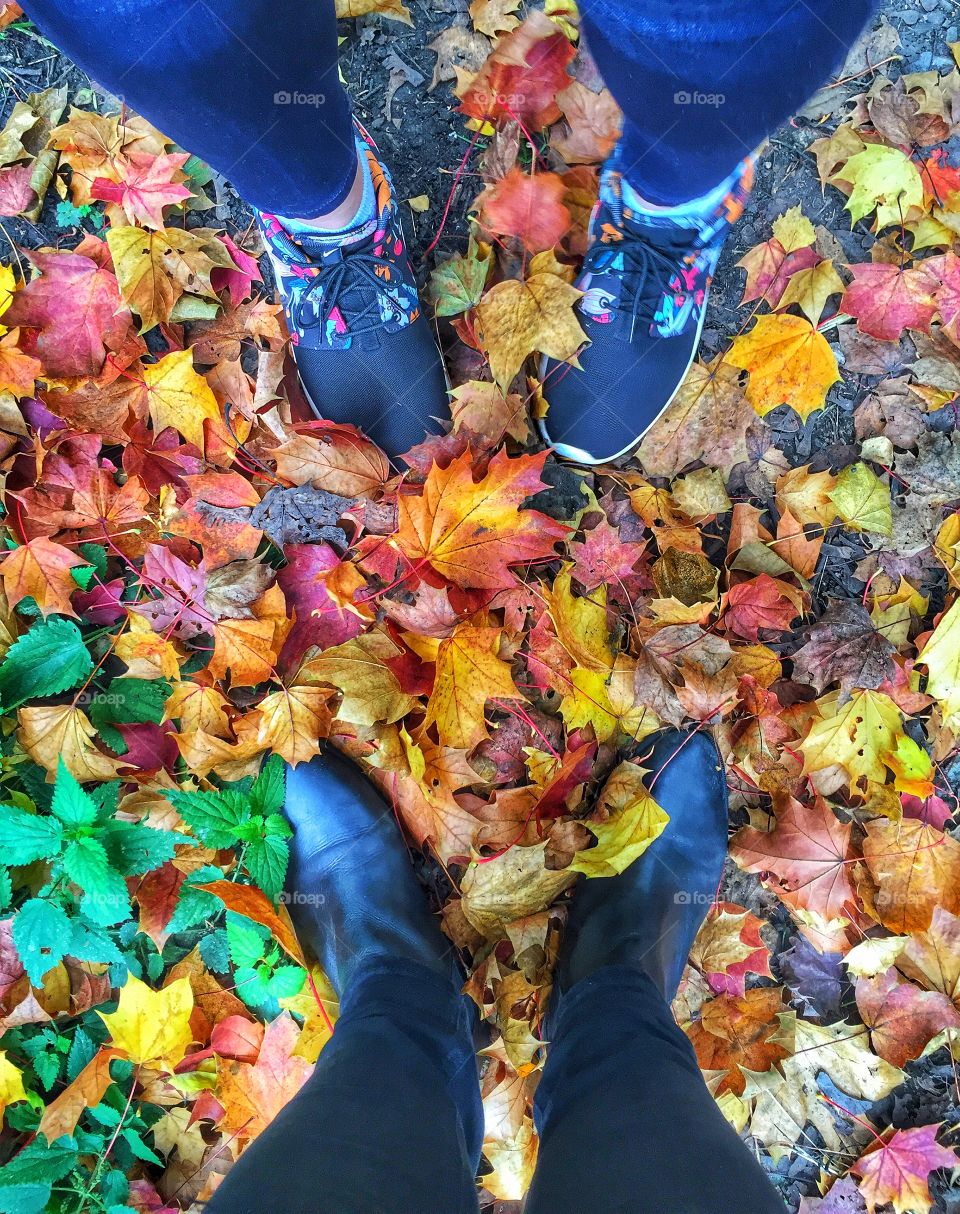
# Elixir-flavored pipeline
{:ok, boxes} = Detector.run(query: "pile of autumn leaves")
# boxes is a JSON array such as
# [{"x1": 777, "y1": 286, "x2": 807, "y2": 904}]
[{"x1": 0, "y1": 2, "x2": 956, "y2": 1210}]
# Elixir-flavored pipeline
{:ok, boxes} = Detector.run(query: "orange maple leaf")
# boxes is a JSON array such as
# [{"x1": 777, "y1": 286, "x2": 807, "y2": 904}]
[{"x1": 394, "y1": 448, "x2": 569, "y2": 589}]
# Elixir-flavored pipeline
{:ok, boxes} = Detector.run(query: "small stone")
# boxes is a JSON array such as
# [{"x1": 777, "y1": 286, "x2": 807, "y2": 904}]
[
  {"x1": 897, "y1": 10, "x2": 920, "y2": 24},
  {"x1": 920, "y1": 0, "x2": 939, "y2": 11},
  {"x1": 916, "y1": 50, "x2": 934, "y2": 70},
  {"x1": 949, "y1": 25, "x2": 959, "y2": 40}
]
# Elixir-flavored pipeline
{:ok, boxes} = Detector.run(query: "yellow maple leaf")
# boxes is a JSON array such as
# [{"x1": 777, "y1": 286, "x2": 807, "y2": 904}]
[
  {"x1": 98, "y1": 975, "x2": 194, "y2": 1070},
  {"x1": 0, "y1": 263, "x2": 16, "y2": 335},
  {"x1": 828, "y1": 462, "x2": 892, "y2": 536},
  {"x1": 914, "y1": 596, "x2": 960, "y2": 724},
  {"x1": 300, "y1": 629, "x2": 417, "y2": 726},
  {"x1": 724, "y1": 314, "x2": 840, "y2": 420},
  {"x1": 114, "y1": 610, "x2": 182, "y2": 681},
  {"x1": 800, "y1": 688, "x2": 904, "y2": 790},
  {"x1": 775, "y1": 465, "x2": 839, "y2": 530},
  {"x1": 0, "y1": 1051, "x2": 26, "y2": 1121},
  {"x1": 279, "y1": 966, "x2": 339, "y2": 1063},
  {"x1": 776, "y1": 260, "x2": 844, "y2": 324},
  {"x1": 559, "y1": 665, "x2": 618, "y2": 742},
  {"x1": 547, "y1": 570, "x2": 613, "y2": 673},
  {"x1": 143, "y1": 348, "x2": 221, "y2": 449},
  {"x1": 771, "y1": 205, "x2": 816, "y2": 253},
  {"x1": 107, "y1": 225, "x2": 218, "y2": 331},
  {"x1": 475, "y1": 271, "x2": 585, "y2": 391},
  {"x1": 18, "y1": 704, "x2": 124, "y2": 782},
  {"x1": 257, "y1": 683, "x2": 334, "y2": 765},
  {"x1": 335, "y1": 0, "x2": 412, "y2": 23},
  {"x1": 568, "y1": 760, "x2": 669, "y2": 877},
  {"x1": 424, "y1": 622, "x2": 519, "y2": 749},
  {"x1": 843, "y1": 145, "x2": 924, "y2": 231}
]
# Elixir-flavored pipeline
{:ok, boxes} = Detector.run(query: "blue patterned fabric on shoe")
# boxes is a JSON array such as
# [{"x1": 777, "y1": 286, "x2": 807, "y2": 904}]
[
  {"x1": 257, "y1": 121, "x2": 448, "y2": 458},
  {"x1": 541, "y1": 152, "x2": 755, "y2": 465}
]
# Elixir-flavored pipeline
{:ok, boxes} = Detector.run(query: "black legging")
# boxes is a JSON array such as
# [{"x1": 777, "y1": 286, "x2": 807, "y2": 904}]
[
  {"x1": 23, "y1": 0, "x2": 875, "y2": 213},
  {"x1": 204, "y1": 958, "x2": 784, "y2": 1213}
]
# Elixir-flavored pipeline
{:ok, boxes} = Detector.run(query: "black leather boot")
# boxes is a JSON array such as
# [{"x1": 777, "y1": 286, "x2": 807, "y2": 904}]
[
  {"x1": 283, "y1": 747, "x2": 456, "y2": 995},
  {"x1": 555, "y1": 729, "x2": 728, "y2": 1000}
]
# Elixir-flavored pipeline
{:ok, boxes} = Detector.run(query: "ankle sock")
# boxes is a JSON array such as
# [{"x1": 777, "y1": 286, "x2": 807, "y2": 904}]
[
  {"x1": 277, "y1": 133, "x2": 377, "y2": 243},
  {"x1": 622, "y1": 155, "x2": 753, "y2": 220}
]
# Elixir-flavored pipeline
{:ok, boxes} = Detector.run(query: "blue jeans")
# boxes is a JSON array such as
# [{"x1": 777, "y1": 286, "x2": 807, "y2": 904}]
[
  {"x1": 23, "y1": 0, "x2": 875, "y2": 211},
  {"x1": 203, "y1": 960, "x2": 785, "y2": 1213}
]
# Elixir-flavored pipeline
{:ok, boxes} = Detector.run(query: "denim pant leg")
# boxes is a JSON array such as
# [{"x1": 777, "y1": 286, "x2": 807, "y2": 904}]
[
  {"x1": 577, "y1": 0, "x2": 878, "y2": 202},
  {"x1": 21, "y1": 0, "x2": 356, "y2": 214},
  {"x1": 207, "y1": 959, "x2": 483, "y2": 1214},
  {"x1": 526, "y1": 966, "x2": 785, "y2": 1214}
]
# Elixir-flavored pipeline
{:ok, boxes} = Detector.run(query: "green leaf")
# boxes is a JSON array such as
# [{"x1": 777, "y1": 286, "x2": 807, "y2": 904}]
[
  {"x1": 32, "y1": 1050, "x2": 59, "y2": 1092},
  {"x1": 0, "y1": 804, "x2": 63, "y2": 865},
  {"x1": 0, "y1": 617, "x2": 92, "y2": 709},
  {"x1": 50, "y1": 759, "x2": 98, "y2": 830},
  {"x1": 167, "y1": 787, "x2": 249, "y2": 848},
  {"x1": 249, "y1": 754, "x2": 285, "y2": 818},
  {"x1": 11, "y1": 899, "x2": 72, "y2": 988},
  {"x1": 99, "y1": 820, "x2": 177, "y2": 877},
  {"x1": 428, "y1": 240, "x2": 491, "y2": 317},
  {"x1": 165, "y1": 867, "x2": 222, "y2": 935},
  {"x1": 70, "y1": 564, "x2": 95, "y2": 590},
  {"x1": 198, "y1": 928, "x2": 229, "y2": 972},
  {"x1": 55, "y1": 199, "x2": 89, "y2": 228},
  {"x1": 232, "y1": 964, "x2": 273, "y2": 1010},
  {"x1": 68, "y1": 917, "x2": 124, "y2": 966},
  {"x1": 244, "y1": 827, "x2": 289, "y2": 902},
  {"x1": 97, "y1": 1166, "x2": 128, "y2": 1208},
  {"x1": 0, "y1": 1138, "x2": 77, "y2": 1214},
  {"x1": 89, "y1": 677, "x2": 171, "y2": 734},
  {"x1": 66, "y1": 1029, "x2": 96, "y2": 1082},
  {"x1": 0, "y1": 868, "x2": 12, "y2": 913},
  {"x1": 62, "y1": 839, "x2": 131, "y2": 927},
  {"x1": 266, "y1": 963, "x2": 306, "y2": 1000},
  {"x1": 77, "y1": 543, "x2": 108, "y2": 580},
  {"x1": 121, "y1": 1128, "x2": 163, "y2": 1166},
  {"x1": 226, "y1": 914, "x2": 267, "y2": 969}
]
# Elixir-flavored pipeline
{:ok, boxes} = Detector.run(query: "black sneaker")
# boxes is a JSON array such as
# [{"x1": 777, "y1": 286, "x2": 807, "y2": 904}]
[
  {"x1": 541, "y1": 154, "x2": 754, "y2": 464},
  {"x1": 257, "y1": 121, "x2": 448, "y2": 458}
]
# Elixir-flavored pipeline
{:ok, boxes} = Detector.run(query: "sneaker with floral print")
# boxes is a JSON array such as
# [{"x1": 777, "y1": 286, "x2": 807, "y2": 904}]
[
  {"x1": 257, "y1": 122, "x2": 447, "y2": 459},
  {"x1": 540, "y1": 153, "x2": 755, "y2": 465}
]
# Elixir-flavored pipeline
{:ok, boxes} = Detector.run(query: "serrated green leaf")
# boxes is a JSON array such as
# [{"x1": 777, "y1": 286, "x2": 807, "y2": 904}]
[
  {"x1": 0, "y1": 617, "x2": 92, "y2": 709},
  {"x1": 89, "y1": 678, "x2": 171, "y2": 734},
  {"x1": 62, "y1": 839, "x2": 130, "y2": 927},
  {"x1": 120, "y1": 1128, "x2": 163, "y2": 1166},
  {"x1": 167, "y1": 787, "x2": 248, "y2": 848},
  {"x1": 50, "y1": 759, "x2": 98, "y2": 830},
  {"x1": 266, "y1": 963, "x2": 305, "y2": 1000},
  {"x1": 11, "y1": 899, "x2": 72, "y2": 988},
  {"x1": 77, "y1": 543, "x2": 108, "y2": 580},
  {"x1": 66, "y1": 1029, "x2": 96, "y2": 1082},
  {"x1": 198, "y1": 928, "x2": 230, "y2": 972},
  {"x1": 226, "y1": 916, "x2": 266, "y2": 969},
  {"x1": 68, "y1": 917, "x2": 124, "y2": 967},
  {"x1": 99, "y1": 820, "x2": 177, "y2": 877},
  {"x1": 0, "y1": 804, "x2": 62, "y2": 865},
  {"x1": 428, "y1": 242, "x2": 491, "y2": 317},
  {"x1": 244, "y1": 831, "x2": 289, "y2": 902},
  {"x1": 249, "y1": 754, "x2": 285, "y2": 818}
]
